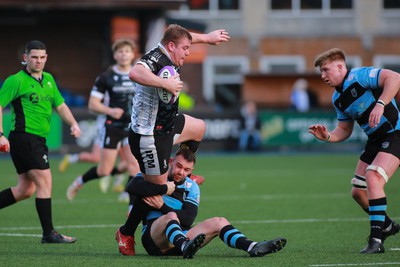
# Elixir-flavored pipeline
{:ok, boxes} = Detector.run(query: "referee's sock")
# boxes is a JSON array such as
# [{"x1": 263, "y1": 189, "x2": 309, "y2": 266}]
[
  {"x1": 0, "y1": 188, "x2": 17, "y2": 209},
  {"x1": 36, "y1": 198, "x2": 54, "y2": 236}
]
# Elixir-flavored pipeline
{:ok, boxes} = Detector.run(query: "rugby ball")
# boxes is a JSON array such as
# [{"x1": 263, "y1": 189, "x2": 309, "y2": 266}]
[{"x1": 157, "y1": 66, "x2": 179, "y2": 104}]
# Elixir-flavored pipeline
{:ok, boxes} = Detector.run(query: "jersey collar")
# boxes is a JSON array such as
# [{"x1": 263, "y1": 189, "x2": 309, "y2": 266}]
[{"x1": 335, "y1": 70, "x2": 350, "y2": 93}]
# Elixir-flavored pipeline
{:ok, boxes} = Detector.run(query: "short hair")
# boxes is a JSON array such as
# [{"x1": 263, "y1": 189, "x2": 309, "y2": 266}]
[
  {"x1": 161, "y1": 24, "x2": 192, "y2": 46},
  {"x1": 174, "y1": 147, "x2": 196, "y2": 165},
  {"x1": 314, "y1": 48, "x2": 346, "y2": 67},
  {"x1": 24, "y1": 40, "x2": 46, "y2": 54},
  {"x1": 112, "y1": 39, "x2": 136, "y2": 53}
]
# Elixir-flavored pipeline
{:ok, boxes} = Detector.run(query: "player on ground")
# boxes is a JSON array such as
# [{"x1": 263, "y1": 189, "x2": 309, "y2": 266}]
[
  {"x1": 119, "y1": 148, "x2": 287, "y2": 258},
  {"x1": 308, "y1": 48, "x2": 400, "y2": 254}
]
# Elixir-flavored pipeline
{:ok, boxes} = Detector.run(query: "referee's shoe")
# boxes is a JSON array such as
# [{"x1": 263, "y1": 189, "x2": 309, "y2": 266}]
[{"x1": 41, "y1": 230, "x2": 76, "y2": 244}]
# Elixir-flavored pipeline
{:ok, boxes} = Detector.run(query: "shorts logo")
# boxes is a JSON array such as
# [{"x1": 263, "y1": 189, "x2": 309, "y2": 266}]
[
  {"x1": 43, "y1": 154, "x2": 48, "y2": 163},
  {"x1": 144, "y1": 150, "x2": 156, "y2": 168},
  {"x1": 382, "y1": 142, "x2": 389, "y2": 149}
]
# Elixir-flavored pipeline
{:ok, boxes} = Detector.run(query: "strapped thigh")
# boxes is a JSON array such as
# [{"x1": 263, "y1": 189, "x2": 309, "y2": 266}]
[{"x1": 366, "y1": 165, "x2": 389, "y2": 183}]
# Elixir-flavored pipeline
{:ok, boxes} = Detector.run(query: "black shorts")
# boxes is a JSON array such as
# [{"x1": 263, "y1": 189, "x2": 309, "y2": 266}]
[
  {"x1": 141, "y1": 222, "x2": 182, "y2": 256},
  {"x1": 9, "y1": 131, "x2": 49, "y2": 174},
  {"x1": 101, "y1": 124, "x2": 129, "y2": 149},
  {"x1": 129, "y1": 114, "x2": 185, "y2": 175},
  {"x1": 360, "y1": 131, "x2": 400, "y2": 164}
]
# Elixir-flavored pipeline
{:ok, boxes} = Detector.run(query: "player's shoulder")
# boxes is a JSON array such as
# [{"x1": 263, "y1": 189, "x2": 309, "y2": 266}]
[
  {"x1": 184, "y1": 177, "x2": 200, "y2": 193},
  {"x1": 349, "y1": 66, "x2": 380, "y2": 79}
]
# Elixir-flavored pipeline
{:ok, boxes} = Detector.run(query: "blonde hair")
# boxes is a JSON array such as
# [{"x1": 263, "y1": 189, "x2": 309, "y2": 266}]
[
  {"x1": 112, "y1": 39, "x2": 136, "y2": 53},
  {"x1": 314, "y1": 48, "x2": 346, "y2": 67}
]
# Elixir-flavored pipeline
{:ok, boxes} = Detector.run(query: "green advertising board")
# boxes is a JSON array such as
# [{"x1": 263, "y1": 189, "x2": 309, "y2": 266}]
[
  {"x1": 2, "y1": 111, "x2": 62, "y2": 150},
  {"x1": 259, "y1": 111, "x2": 367, "y2": 146}
]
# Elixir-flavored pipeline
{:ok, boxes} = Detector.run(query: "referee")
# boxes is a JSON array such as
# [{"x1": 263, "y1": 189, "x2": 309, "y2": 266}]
[{"x1": 0, "y1": 40, "x2": 81, "y2": 243}]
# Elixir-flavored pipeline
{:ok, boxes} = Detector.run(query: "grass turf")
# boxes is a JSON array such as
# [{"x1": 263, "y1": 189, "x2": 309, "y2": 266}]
[{"x1": 0, "y1": 152, "x2": 399, "y2": 267}]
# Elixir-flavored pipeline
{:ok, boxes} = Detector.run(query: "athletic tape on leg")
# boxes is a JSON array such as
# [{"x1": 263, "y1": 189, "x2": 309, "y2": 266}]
[{"x1": 366, "y1": 165, "x2": 389, "y2": 183}]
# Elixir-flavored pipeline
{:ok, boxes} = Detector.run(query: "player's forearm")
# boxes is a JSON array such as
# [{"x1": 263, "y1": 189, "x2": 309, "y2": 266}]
[
  {"x1": 56, "y1": 103, "x2": 79, "y2": 127},
  {"x1": 126, "y1": 180, "x2": 168, "y2": 197}
]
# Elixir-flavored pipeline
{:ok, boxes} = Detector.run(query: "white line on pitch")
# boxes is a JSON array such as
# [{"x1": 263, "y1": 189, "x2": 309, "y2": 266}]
[
  {"x1": 0, "y1": 216, "x2": 399, "y2": 231},
  {"x1": 310, "y1": 263, "x2": 400, "y2": 267}
]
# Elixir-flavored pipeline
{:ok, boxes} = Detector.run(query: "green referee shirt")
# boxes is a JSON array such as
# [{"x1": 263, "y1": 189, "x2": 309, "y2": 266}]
[{"x1": 0, "y1": 69, "x2": 64, "y2": 137}]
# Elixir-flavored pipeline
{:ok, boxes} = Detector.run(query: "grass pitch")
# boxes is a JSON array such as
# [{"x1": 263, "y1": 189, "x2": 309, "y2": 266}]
[{"x1": 0, "y1": 152, "x2": 399, "y2": 267}]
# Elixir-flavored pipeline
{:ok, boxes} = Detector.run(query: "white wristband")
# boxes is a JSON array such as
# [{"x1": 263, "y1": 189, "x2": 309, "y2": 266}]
[
  {"x1": 377, "y1": 99, "x2": 385, "y2": 107},
  {"x1": 325, "y1": 133, "x2": 331, "y2": 142}
]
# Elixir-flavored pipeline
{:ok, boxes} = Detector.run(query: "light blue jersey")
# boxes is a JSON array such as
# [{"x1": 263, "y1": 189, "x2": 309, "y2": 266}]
[{"x1": 332, "y1": 67, "x2": 400, "y2": 139}]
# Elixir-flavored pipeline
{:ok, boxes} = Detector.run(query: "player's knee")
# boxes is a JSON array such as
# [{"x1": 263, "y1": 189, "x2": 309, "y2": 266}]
[
  {"x1": 213, "y1": 217, "x2": 229, "y2": 227},
  {"x1": 14, "y1": 186, "x2": 35, "y2": 201},
  {"x1": 351, "y1": 175, "x2": 367, "y2": 190},
  {"x1": 165, "y1": 212, "x2": 179, "y2": 221}
]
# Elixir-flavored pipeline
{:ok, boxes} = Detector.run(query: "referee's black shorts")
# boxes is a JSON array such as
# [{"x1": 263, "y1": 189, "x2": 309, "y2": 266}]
[{"x1": 9, "y1": 131, "x2": 49, "y2": 174}]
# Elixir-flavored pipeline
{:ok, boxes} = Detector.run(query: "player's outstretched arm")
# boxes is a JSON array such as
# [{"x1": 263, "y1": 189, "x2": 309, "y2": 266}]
[{"x1": 191, "y1": 29, "x2": 230, "y2": 45}]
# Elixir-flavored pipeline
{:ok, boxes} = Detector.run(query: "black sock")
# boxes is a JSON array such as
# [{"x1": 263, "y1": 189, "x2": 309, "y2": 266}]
[
  {"x1": 180, "y1": 140, "x2": 200, "y2": 154},
  {"x1": 110, "y1": 167, "x2": 119, "y2": 176},
  {"x1": 120, "y1": 197, "x2": 149, "y2": 236},
  {"x1": 82, "y1": 166, "x2": 100, "y2": 183},
  {"x1": 369, "y1": 197, "x2": 387, "y2": 241},
  {"x1": 36, "y1": 198, "x2": 54, "y2": 236},
  {"x1": 364, "y1": 207, "x2": 391, "y2": 229},
  {"x1": 127, "y1": 176, "x2": 135, "y2": 205},
  {"x1": 0, "y1": 188, "x2": 17, "y2": 209},
  {"x1": 219, "y1": 225, "x2": 253, "y2": 251},
  {"x1": 166, "y1": 220, "x2": 187, "y2": 250}
]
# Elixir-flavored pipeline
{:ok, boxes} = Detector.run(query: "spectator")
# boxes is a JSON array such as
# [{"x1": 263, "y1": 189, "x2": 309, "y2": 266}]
[
  {"x1": 290, "y1": 78, "x2": 310, "y2": 112},
  {"x1": 238, "y1": 101, "x2": 262, "y2": 151}
]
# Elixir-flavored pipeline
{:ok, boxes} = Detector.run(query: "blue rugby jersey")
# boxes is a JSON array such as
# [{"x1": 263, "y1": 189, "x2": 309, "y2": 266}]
[
  {"x1": 333, "y1": 66, "x2": 400, "y2": 139},
  {"x1": 143, "y1": 177, "x2": 200, "y2": 232}
]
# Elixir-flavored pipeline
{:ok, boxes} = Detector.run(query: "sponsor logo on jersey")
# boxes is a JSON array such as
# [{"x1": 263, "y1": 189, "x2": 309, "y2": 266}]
[
  {"x1": 382, "y1": 141, "x2": 389, "y2": 149},
  {"x1": 30, "y1": 93, "x2": 39, "y2": 104},
  {"x1": 369, "y1": 68, "x2": 379, "y2": 78},
  {"x1": 351, "y1": 88, "x2": 357, "y2": 97}
]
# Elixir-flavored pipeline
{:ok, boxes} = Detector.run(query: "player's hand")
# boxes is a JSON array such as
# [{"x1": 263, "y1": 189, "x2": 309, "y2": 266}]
[
  {"x1": 164, "y1": 74, "x2": 183, "y2": 96},
  {"x1": 207, "y1": 29, "x2": 230, "y2": 45},
  {"x1": 0, "y1": 136, "x2": 10, "y2": 153},
  {"x1": 70, "y1": 124, "x2": 81, "y2": 138},
  {"x1": 308, "y1": 124, "x2": 329, "y2": 141},
  {"x1": 166, "y1": 181, "x2": 176, "y2": 195},
  {"x1": 110, "y1": 107, "x2": 124, "y2": 119},
  {"x1": 369, "y1": 104, "x2": 384, "y2": 128},
  {"x1": 143, "y1": 195, "x2": 164, "y2": 209}
]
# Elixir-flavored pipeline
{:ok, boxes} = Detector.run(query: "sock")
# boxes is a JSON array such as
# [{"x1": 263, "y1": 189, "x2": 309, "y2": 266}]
[
  {"x1": 82, "y1": 166, "x2": 100, "y2": 183},
  {"x1": 363, "y1": 207, "x2": 392, "y2": 229},
  {"x1": 69, "y1": 153, "x2": 79, "y2": 163},
  {"x1": 165, "y1": 220, "x2": 187, "y2": 250},
  {"x1": 36, "y1": 198, "x2": 54, "y2": 236},
  {"x1": 110, "y1": 167, "x2": 120, "y2": 176},
  {"x1": 120, "y1": 197, "x2": 150, "y2": 236},
  {"x1": 180, "y1": 140, "x2": 200, "y2": 154},
  {"x1": 369, "y1": 197, "x2": 387, "y2": 242},
  {"x1": 219, "y1": 225, "x2": 253, "y2": 251},
  {"x1": 0, "y1": 188, "x2": 17, "y2": 209}
]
